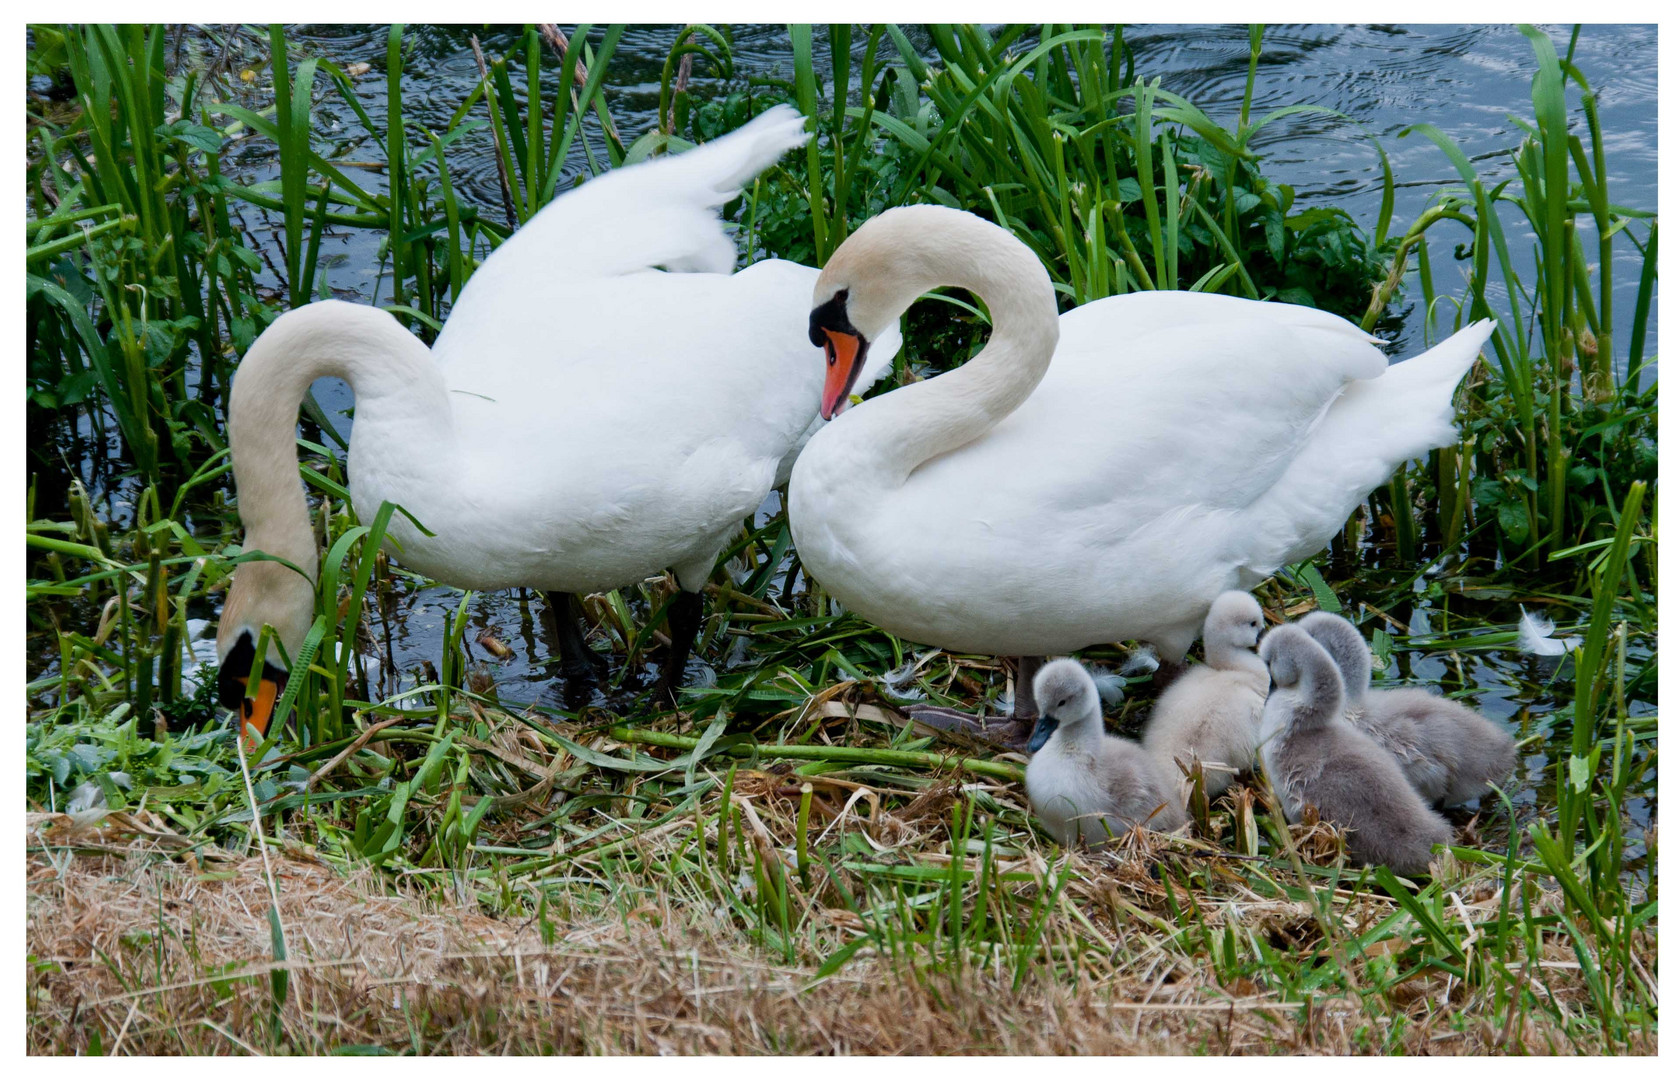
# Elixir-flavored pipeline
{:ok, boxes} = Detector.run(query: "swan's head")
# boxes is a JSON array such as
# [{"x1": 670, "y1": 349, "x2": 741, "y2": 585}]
[
  {"x1": 1026, "y1": 658, "x2": 1102, "y2": 752},
  {"x1": 810, "y1": 205, "x2": 1017, "y2": 419},
  {"x1": 1205, "y1": 590, "x2": 1265, "y2": 652},
  {"x1": 215, "y1": 558, "x2": 316, "y2": 746},
  {"x1": 1298, "y1": 611, "x2": 1373, "y2": 707},
  {"x1": 1259, "y1": 624, "x2": 1344, "y2": 732}
]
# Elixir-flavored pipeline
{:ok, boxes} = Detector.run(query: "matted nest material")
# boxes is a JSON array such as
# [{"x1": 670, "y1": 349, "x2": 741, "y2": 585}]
[
  {"x1": 27, "y1": 828, "x2": 1648, "y2": 1055},
  {"x1": 28, "y1": 843, "x2": 1220, "y2": 1055}
]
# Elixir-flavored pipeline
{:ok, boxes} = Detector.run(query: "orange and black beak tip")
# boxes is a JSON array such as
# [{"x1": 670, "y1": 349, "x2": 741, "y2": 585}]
[
  {"x1": 239, "y1": 676, "x2": 282, "y2": 749},
  {"x1": 819, "y1": 329, "x2": 868, "y2": 420},
  {"x1": 811, "y1": 289, "x2": 868, "y2": 420},
  {"x1": 217, "y1": 630, "x2": 287, "y2": 750}
]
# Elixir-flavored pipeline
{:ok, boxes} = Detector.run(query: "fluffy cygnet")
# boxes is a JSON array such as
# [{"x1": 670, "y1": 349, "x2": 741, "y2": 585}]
[
  {"x1": 1141, "y1": 591, "x2": 1269, "y2": 803},
  {"x1": 1299, "y1": 611, "x2": 1516, "y2": 807},
  {"x1": 1025, "y1": 659, "x2": 1187, "y2": 845},
  {"x1": 1258, "y1": 625, "x2": 1453, "y2": 876}
]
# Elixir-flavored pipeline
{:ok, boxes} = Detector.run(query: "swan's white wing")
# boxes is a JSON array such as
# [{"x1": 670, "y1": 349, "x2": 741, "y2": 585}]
[
  {"x1": 357, "y1": 257, "x2": 829, "y2": 593},
  {"x1": 902, "y1": 293, "x2": 1386, "y2": 529},
  {"x1": 1246, "y1": 319, "x2": 1493, "y2": 571},
  {"x1": 433, "y1": 105, "x2": 809, "y2": 368}
]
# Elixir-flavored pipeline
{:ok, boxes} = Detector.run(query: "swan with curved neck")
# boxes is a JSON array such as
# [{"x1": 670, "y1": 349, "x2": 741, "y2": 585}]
[
  {"x1": 215, "y1": 106, "x2": 901, "y2": 742},
  {"x1": 789, "y1": 205, "x2": 1493, "y2": 735}
]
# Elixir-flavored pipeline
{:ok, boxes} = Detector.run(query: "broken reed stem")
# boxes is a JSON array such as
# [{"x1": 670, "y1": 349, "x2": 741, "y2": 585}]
[
  {"x1": 469, "y1": 33, "x2": 518, "y2": 229},
  {"x1": 608, "y1": 724, "x2": 1024, "y2": 782},
  {"x1": 234, "y1": 735, "x2": 289, "y2": 958}
]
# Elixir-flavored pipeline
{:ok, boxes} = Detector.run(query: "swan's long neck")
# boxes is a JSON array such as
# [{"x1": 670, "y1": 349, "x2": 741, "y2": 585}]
[
  {"x1": 840, "y1": 212, "x2": 1060, "y2": 486},
  {"x1": 228, "y1": 301, "x2": 450, "y2": 585},
  {"x1": 1208, "y1": 640, "x2": 1268, "y2": 683},
  {"x1": 1288, "y1": 660, "x2": 1344, "y2": 735}
]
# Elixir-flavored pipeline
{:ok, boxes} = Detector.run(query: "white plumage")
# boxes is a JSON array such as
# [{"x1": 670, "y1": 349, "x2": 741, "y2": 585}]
[
  {"x1": 216, "y1": 106, "x2": 899, "y2": 683},
  {"x1": 790, "y1": 205, "x2": 1495, "y2": 664}
]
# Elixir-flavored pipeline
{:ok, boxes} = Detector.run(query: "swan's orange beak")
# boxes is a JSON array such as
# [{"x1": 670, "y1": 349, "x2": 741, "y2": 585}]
[
  {"x1": 238, "y1": 675, "x2": 282, "y2": 750},
  {"x1": 820, "y1": 329, "x2": 867, "y2": 420}
]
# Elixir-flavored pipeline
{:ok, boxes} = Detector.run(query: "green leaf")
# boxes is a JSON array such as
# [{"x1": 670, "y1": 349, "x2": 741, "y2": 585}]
[
  {"x1": 266, "y1": 904, "x2": 289, "y2": 1010},
  {"x1": 1568, "y1": 755, "x2": 1592, "y2": 793},
  {"x1": 1297, "y1": 562, "x2": 1341, "y2": 614},
  {"x1": 1497, "y1": 500, "x2": 1531, "y2": 545}
]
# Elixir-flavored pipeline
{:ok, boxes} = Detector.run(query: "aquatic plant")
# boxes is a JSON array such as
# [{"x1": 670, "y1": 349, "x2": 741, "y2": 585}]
[{"x1": 1370, "y1": 26, "x2": 1657, "y2": 571}]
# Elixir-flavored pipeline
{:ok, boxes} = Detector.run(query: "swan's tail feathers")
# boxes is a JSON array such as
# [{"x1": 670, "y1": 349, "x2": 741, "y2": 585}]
[
  {"x1": 497, "y1": 105, "x2": 811, "y2": 280},
  {"x1": 659, "y1": 103, "x2": 811, "y2": 206},
  {"x1": 1246, "y1": 319, "x2": 1495, "y2": 572}
]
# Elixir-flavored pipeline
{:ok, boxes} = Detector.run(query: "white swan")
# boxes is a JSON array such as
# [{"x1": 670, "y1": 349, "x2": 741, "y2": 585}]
[
  {"x1": 1025, "y1": 659, "x2": 1186, "y2": 844},
  {"x1": 1141, "y1": 591, "x2": 1269, "y2": 805},
  {"x1": 1299, "y1": 611, "x2": 1516, "y2": 806},
  {"x1": 1258, "y1": 625, "x2": 1452, "y2": 876},
  {"x1": 214, "y1": 106, "x2": 899, "y2": 740},
  {"x1": 788, "y1": 205, "x2": 1493, "y2": 729}
]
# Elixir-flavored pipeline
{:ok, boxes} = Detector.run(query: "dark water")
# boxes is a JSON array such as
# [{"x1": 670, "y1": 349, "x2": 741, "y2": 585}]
[
  {"x1": 36, "y1": 26, "x2": 1658, "y2": 845},
  {"x1": 277, "y1": 23, "x2": 1657, "y2": 361}
]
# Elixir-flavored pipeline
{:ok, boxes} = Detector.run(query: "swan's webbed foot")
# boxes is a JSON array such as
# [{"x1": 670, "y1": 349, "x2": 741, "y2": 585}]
[
  {"x1": 904, "y1": 657, "x2": 1043, "y2": 753},
  {"x1": 904, "y1": 704, "x2": 1033, "y2": 752}
]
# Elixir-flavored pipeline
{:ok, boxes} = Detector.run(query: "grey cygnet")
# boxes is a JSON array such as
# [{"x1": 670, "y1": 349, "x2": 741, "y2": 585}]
[
  {"x1": 1299, "y1": 611, "x2": 1516, "y2": 807},
  {"x1": 1258, "y1": 625, "x2": 1453, "y2": 876},
  {"x1": 1026, "y1": 658, "x2": 1187, "y2": 846}
]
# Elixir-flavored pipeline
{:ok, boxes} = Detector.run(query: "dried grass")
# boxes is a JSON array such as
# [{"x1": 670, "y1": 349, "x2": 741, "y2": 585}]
[{"x1": 26, "y1": 816, "x2": 1650, "y2": 1056}]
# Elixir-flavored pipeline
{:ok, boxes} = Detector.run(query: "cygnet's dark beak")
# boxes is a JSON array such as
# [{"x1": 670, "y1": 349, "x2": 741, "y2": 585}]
[{"x1": 1026, "y1": 713, "x2": 1060, "y2": 753}]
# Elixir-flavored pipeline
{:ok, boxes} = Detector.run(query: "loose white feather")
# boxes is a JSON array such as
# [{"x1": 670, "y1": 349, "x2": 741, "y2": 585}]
[
  {"x1": 880, "y1": 658, "x2": 928, "y2": 702},
  {"x1": 1090, "y1": 667, "x2": 1127, "y2": 710},
  {"x1": 1517, "y1": 607, "x2": 1581, "y2": 657},
  {"x1": 1120, "y1": 645, "x2": 1160, "y2": 677}
]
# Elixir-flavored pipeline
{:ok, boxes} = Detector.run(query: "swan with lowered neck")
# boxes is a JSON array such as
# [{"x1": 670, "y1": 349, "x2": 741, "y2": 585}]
[
  {"x1": 1299, "y1": 611, "x2": 1515, "y2": 807},
  {"x1": 1141, "y1": 590, "x2": 1270, "y2": 805},
  {"x1": 215, "y1": 106, "x2": 899, "y2": 741},
  {"x1": 1258, "y1": 624, "x2": 1453, "y2": 876},
  {"x1": 788, "y1": 205, "x2": 1493, "y2": 732}
]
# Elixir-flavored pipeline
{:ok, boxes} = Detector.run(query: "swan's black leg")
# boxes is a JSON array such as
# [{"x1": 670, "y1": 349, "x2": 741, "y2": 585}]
[
  {"x1": 983, "y1": 655, "x2": 1041, "y2": 750},
  {"x1": 544, "y1": 591, "x2": 607, "y2": 682},
  {"x1": 1010, "y1": 655, "x2": 1044, "y2": 720},
  {"x1": 654, "y1": 589, "x2": 705, "y2": 705}
]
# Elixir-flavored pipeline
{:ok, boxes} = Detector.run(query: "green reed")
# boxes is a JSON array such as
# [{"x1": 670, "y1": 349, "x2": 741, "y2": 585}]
[{"x1": 1376, "y1": 26, "x2": 1657, "y2": 571}]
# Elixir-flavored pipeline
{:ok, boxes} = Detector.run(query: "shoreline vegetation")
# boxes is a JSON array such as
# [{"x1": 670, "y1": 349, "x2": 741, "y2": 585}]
[{"x1": 25, "y1": 25, "x2": 1655, "y2": 1054}]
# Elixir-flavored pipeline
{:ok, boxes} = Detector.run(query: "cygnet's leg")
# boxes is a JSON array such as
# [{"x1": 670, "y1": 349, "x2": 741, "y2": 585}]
[
  {"x1": 654, "y1": 590, "x2": 705, "y2": 706},
  {"x1": 904, "y1": 655, "x2": 1041, "y2": 751},
  {"x1": 545, "y1": 591, "x2": 608, "y2": 682}
]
